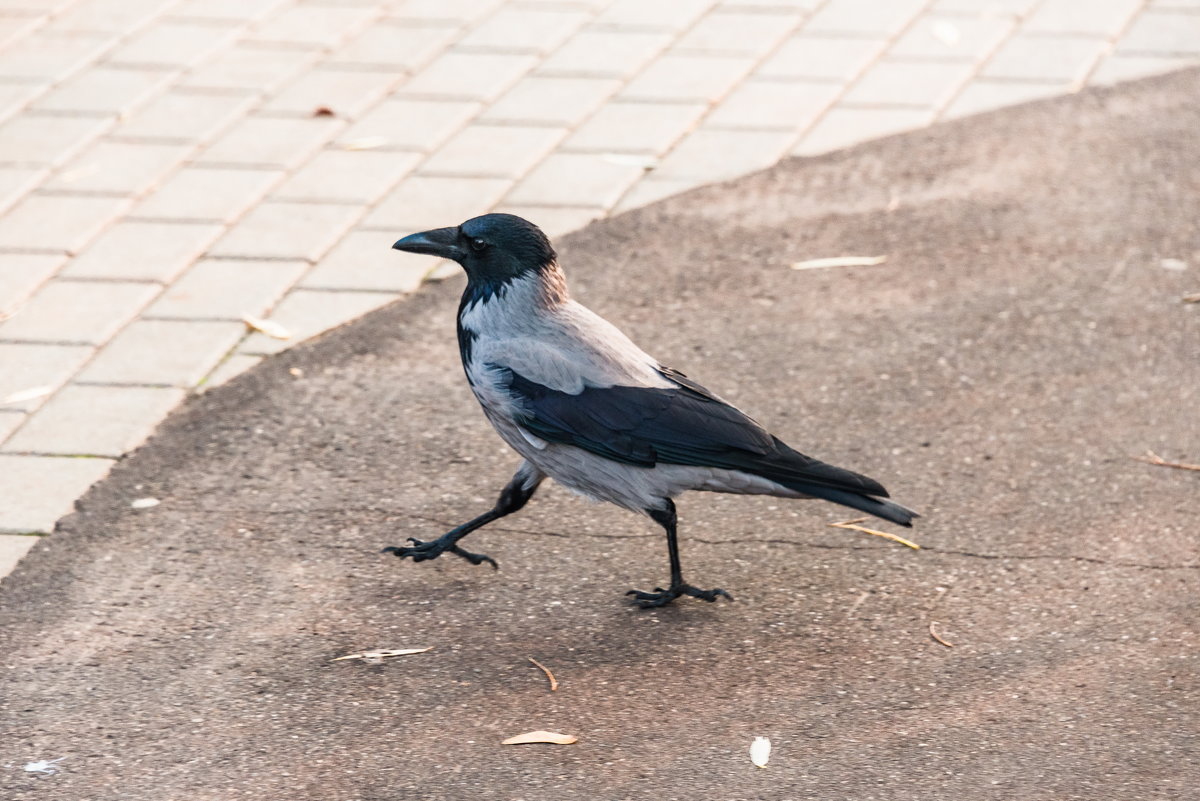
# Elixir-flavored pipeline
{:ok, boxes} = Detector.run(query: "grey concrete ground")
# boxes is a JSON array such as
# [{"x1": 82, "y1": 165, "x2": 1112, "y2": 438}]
[{"x1": 1, "y1": 68, "x2": 1198, "y2": 800}]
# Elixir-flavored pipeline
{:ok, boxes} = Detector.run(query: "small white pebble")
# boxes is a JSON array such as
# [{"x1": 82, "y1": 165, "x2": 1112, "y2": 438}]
[
  {"x1": 750, "y1": 736, "x2": 771, "y2": 768},
  {"x1": 130, "y1": 498, "x2": 160, "y2": 510}
]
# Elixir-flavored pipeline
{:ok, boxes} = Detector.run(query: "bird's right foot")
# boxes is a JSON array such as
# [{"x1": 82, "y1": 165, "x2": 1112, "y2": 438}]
[{"x1": 382, "y1": 537, "x2": 498, "y2": 569}]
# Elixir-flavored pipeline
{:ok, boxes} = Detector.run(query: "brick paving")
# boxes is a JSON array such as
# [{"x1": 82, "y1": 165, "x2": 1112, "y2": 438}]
[{"x1": 0, "y1": 0, "x2": 1196, "y2": 575}]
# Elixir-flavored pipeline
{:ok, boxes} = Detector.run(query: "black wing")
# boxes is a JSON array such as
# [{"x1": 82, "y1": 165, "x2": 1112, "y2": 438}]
[{"x1": 499, "y1": 364, "x2": 890, "y2": 498}]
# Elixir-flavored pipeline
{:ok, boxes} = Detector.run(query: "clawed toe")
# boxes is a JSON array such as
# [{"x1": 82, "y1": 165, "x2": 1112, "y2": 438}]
[
  {"x1": 626, "y1": 583, "x2": 733, "y2": 608},
  {"x1": 382, "y1": 537, "x2": 498, "y2": 569}
]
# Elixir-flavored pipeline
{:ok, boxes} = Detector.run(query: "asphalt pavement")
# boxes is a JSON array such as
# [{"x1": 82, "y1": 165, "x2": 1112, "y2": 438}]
[{"x1": 1, "y1": 68, "x2": 1197, "y2": 801}]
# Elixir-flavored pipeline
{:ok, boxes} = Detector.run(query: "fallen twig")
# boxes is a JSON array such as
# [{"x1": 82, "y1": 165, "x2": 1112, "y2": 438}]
[
  {"x1": 528, "y1": 657, "x2": 558, "y2": 691},
  {"x1": 829, "y1": 518, "x2": 921, "y2": 550},
  {"x1": 1134, "y1": 450, "x2": 1200, "y2": 473},
  {"x1": 928, "y1": 621, "x2": 954, "y2": 648}
]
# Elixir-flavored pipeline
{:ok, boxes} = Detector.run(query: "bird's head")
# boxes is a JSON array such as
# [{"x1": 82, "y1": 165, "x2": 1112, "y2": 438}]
[{"x1": 392, "y1": 213, "x2": 557, "y2": 285}]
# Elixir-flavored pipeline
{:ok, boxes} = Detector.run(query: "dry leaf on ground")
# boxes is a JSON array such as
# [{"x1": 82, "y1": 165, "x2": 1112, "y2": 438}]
[
  {"x1": 243, "y1": 315, "x2": 291, "y2": 340},
  {"x1": 2, "y1": 385, "x2": 54, "y2": 406},
  {"x1": 791, "y1": 255, "x2": 888, "y2": 271},
  {"x1": 501, "y1": 731, "x2": 577, "y2": 745},
  {"x1": 331, "y1": 647, "x2": 433, "y2": 662}
]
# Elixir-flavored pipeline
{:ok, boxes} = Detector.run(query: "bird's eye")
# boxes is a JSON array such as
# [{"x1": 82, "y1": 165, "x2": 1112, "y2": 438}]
[{"x1": 469, "y1": 237, "x2": 487, "y2": 253}]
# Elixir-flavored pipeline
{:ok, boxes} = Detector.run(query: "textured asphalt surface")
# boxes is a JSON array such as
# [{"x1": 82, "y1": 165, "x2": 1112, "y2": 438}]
[{"x1": 2, "y1": 69, "x2": 1198, "y2": 800}]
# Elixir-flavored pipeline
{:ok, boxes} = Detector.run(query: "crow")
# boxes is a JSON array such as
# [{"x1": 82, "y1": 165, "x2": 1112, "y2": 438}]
[{"x1": 388, "y1": 213, "x2": 916, "y2": 607}]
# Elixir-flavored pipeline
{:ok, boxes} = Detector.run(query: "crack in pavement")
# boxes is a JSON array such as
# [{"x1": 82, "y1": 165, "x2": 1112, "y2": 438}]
[{"x1": 186, "y1": 506, "x2": 1200, "y2": 570}]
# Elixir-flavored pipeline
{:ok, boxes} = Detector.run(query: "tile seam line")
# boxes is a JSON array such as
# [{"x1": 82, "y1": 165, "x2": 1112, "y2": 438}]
[
  {"x1": 607, "y1": 0, "x2": 834, "y2": 211},
  {"x1": 0, "y1": 0, "x2": 415, "y2": 452},
  {"x1": 1076, "y1": 0, "x2": 1156, "y2": 89},
  {"x1": 495, "y1": 0, "x2": 729, "y2": 211}
]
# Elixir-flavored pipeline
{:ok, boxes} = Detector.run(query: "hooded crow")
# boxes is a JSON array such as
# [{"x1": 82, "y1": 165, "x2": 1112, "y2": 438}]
[{"x1": 388, "y1": 213, "x2": 917, "y2": 607}]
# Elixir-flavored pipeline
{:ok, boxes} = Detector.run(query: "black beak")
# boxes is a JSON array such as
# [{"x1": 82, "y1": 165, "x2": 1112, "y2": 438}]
[{"x1": 392, "y1": 227, "x2": 465, "y2": 261}]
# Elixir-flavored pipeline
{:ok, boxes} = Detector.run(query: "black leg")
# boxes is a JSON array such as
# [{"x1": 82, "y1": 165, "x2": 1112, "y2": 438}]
[
  {"x1": 626, "y1": 499, "x2": 733, "y2": 608},
  {"x1": 384, "y1": 462, "x2": 544, "y2": 570}
]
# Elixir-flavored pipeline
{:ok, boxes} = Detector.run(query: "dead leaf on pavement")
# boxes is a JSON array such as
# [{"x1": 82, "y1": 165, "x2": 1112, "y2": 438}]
[
  {"x1": 1, "y1": 385, "x2": 53, "y2": 406},
  {"x1": 928, "y1": 621, "x2": 954, "y2": 648},
  {"x1": 1133, "y1": 450, "x2": 1200, "y2": 472},
  {"x1": 791, "y1": 255, "x2": 888, "y2": 271},
  {"x1": 312, "y1": 106, "x2": 335, "y2": 117},
  {"x1": 331, "y1": 647, "x2": 433, "y2": 662},
  {"x1": 829, "y1": 518, "x2": 920, "y2": 550},
  {"x1": 528, "y1": 657, "x2": 558, "y2": 691},
  {"x1": 501, "y1": 731, "x2": 577, "y2": 745},
  {"x1": 243, "y1": 315, "x2": 291, "y2": 340}
]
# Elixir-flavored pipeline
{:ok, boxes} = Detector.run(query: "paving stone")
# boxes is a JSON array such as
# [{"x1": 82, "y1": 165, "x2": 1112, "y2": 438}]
[
  {"x1": 940, "y1": 78, "x2": 1064, "y2": 119},
  {"x1": 0, "y1": 454, "x2": 114, "y2": 533},
  {"x1": 675, "y1": 10, "x2": 801, "y2": 55},
  {"x1": 0, "y1": 13, "x2": 40, "y2": 48},
  {"x1": 47, "y1": 0, "x2": 175, "y2": 34},
  {"x1": 504, "y1": 153, "x2": 645, "y2": 208},
  {"x1": 145, "y1": 258, "x2": 309, "y2": 319},
  {"x1": 792, "y1": 106, "x2": 933, "y2": 156},
  {"x1": 594, "y1": 0, "x2": 717, "y2": 30},
  {"x1": 336, "y1": 98, "x2": 480, "y2": 153},
  {"x1": 197, "y1": 116, "x2": 343, "y2": 169},
  {"x1": 2, "y1": 384, "x2": 185, "y2": 457},
  {"x1": 238, "y1": 288, "x2": 398, "y2": 355},
  {"x1": 182, "y1": 42, "x2": 319, "y2": 92},
  {"x1": 273, "y1": 149, "x2": 421, "y2": 205},
  {"x1": 246, "y1": 3, "x2": 378, "y2": 48},
  {"x1": 0, "y1": 534, "x2": 39, "y2": 579},
  {"x1": 705, "y1": 79, "x2": 842, "y2": 130},
  {"x1": 0, "y1": 166, "x2": 45, "y2": 213},
  {"x1": 564, "y1": 101, "x2": 707, "y2": 154},
  {"x1": 0, "y1": 412, "x2": 23, "y2": 442},
  {"x1": 32, "y1": 66, "x2": 174, "y2": 116},
  {"x1": 982, "y1": 34, "x2": 1108, "y2": 84},
  {"x1": 301, "y1": 231, "x2": 434, "y2": 292},
  {"x1": 457, "y1": 7, "x2": 589, "y2": 54},
  {"x1": 0, "y1": 194, "x2": 131, "y2": 253},
  {"x1": 0, "y1": 30, "x2": 113, "y2": 81},
  {"x1": 261, "y1": 67, "x2": 403, "y2": 118},
  {"x1": 208, "y1": 201, "x2": 362, "y2": 261},
  {"x1": 0, "y1": 254, "x2": 64, "y2": 316},
  {"x1": 538, "y1": 29, "x2": 671, "y2": 78},
  {"x1": 804, "y1": 0, "x2": 928, "y2": 35},
  {"x1": 889, "y1": 12, "x2": 1016, "y2": 60},
  {"x1": 0, "y1": 113, "x2": 110, "y2": 166},
  {"x1": 757, "y1": 35, "x2": 888, "y2": 82},
  {"x1": 107, "y1": 20, "x2": 241, "y2": 68},
  {"x1": 1117, "y1": 11, "x2": 1200, "y2": 55},
  {"x1": 420, "y1": 124, "x2": 566, "y2": 178},
  {"x1": 46, "y1": 141, "x2": 191, "y2": 195},
  {"x1": 480, "y1": 76, "x2": 619, "y2": 125},
  {"x1": 488, "y1": 205, "x2": 603, "y2": 238},
  {"x1": 611, "y1": 176, "x2": 705, "y2": 214},
  {"x1": 0, "y1": 280, "x2": 157, "y2": 345},
  {"x1": 171, "y1": 0, "x2": 287, "y2": 20},
  {"x1": 76, "y1": 319, "x2": 247, "y2": 387},
  {"x1": 196, "y1": 353, "x2": 261, "y2": 394},
  {"x1": 621, "y1": 53, "x2": 755, "y2": 101},
  {"x1": 400, "y1": 50, "x2": 537, "y2": 100},
  {"x1": 326, "y1": 19, "x2": 458, "y2": 70},
  {"x1": 653, "y1": 127, "x2": 795, "y2": 181},
  {"x1": 365, "y1": 175, "x2": 512, "y2": 229},
  {"x1": 1024, "y1": 0, "x2": 1144, "y2": 37},
  {"x1": 0, "y1": 81, "x2": 48, "y2": 122},
  {"x1": 109, "y1": 90, "x2": 257, "y2": 143},
  {"x1": 392, "y1": 0, "x2": 503, "y2": 22},
  {"x1": 0, "y1": 343, "x2": 94, "y2": 411},
  {"x1": 132, "y1": 166, "x2": 283, "y2": 222},
  {"x1": 1088, "y1": 53, "x2": 1199, "y2": 84},
  {"x1": 844, "y1": 60, "x2": 978, "y2": 108},
  {"x1": 930, "y1": 0, "x2": 1040, "y2": 14},
  {"x1": 62, "y1": 221, "x2": 223, "y2": 281}
]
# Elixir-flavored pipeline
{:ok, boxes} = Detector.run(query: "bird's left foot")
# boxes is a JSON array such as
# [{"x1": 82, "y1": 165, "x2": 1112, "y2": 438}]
[
  {"x1": 625, "y1": 583, "x2": 733, "y2": 608},
  {"x1": 382, "y1": 537, "x2": 498, "y2": 569}
]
